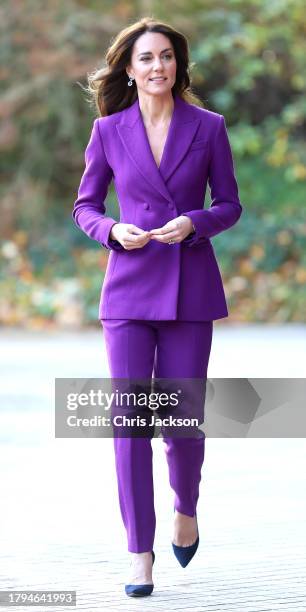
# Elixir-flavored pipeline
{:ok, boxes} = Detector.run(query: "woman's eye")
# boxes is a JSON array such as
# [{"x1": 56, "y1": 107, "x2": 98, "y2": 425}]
[{"x1": 140, "y1": 54, "x2": 173, "y2": 61}]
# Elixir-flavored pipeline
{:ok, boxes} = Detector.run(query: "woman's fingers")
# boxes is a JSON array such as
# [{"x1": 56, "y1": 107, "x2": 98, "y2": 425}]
[
  {"x1": 127, "y1": 224, "x2": 148, "y2": 235},
  {"x1": 123, "y1": 225, "x2": 151, "y2": 249},
  {"x1": 150, "y1": 228, "x2": 181, "y2": 243},
  {"x1": 149, "y1": 221, "x2": 181, "y2": 243},
  {"x1": 119, "y1": 222, "x2": 187, "y2": 248},
  {"x1": 149, "y1": 223, "x2": 176, "y2": 236}
]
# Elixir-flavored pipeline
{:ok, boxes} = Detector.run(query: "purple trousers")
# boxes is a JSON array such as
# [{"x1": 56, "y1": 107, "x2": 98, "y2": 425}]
[{"x1": 101, "y1": 319, "x2": 213, "y2": 552}]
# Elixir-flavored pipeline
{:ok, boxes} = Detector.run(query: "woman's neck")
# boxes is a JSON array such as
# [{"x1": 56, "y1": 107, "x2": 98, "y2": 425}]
[{"x1": 138, "y1": 93, "x2": 174, "y2": 127}]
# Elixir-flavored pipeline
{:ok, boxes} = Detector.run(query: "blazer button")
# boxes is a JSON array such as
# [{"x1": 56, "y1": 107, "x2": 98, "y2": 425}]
[{"x1": 143, "y1": 202, "x2": 150, "y2": 210}]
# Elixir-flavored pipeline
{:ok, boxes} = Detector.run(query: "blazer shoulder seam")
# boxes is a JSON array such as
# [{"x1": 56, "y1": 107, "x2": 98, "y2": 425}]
[{"x1": 193, "y1": 105, "x2": 223, "y2": 120}]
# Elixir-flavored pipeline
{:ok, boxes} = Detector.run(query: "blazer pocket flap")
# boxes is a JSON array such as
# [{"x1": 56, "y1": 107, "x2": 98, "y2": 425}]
[{"x1": 189, "y1": 139, "x2": 208, "y2": 151}]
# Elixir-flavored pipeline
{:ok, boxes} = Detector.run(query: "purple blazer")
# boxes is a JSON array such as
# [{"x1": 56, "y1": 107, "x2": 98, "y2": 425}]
[{"x1": 72, "y1": 94, "x2": 243, "y2": 321}]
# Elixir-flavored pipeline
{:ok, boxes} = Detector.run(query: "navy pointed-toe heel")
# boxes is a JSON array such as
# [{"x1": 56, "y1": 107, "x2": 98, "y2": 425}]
[
  {"x1": 172, "y1": 509, "x2": 199, "y2": 568},
  {"x1": 125, "y1": 550, "x2": 155, "y2": 597}
]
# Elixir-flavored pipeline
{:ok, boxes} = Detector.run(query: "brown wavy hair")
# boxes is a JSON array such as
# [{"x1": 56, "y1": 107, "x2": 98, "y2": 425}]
[{"x1": 80, "y1": 17, "x2": 204, "y2": 116}]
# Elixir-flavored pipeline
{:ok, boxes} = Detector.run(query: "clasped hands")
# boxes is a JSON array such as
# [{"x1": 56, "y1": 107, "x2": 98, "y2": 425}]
[{"x1": 110, "y1": 216, "x2": 194, "y2": 251}]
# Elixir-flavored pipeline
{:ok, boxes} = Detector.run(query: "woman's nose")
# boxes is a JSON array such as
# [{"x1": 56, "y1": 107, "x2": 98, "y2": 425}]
[{"x1": 152, "y1": 57, "x2": 163, "y2": 70}]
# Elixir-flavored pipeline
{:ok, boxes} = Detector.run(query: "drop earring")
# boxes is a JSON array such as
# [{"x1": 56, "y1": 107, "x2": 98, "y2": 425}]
[{"x1": 127, "y1": 75, "x2": 134, "y2": 87}]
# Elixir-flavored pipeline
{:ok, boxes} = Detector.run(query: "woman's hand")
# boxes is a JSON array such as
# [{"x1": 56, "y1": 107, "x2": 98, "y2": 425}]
[
  {"x1": 148, "y1": 216, "x2": 194, "y2": 244},
  {"x1": 110, "y1": 223, "x2": 151, "y2": 250}
]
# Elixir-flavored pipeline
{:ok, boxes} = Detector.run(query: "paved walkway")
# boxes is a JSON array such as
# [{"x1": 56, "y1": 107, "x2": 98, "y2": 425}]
[{"x1": 0, "y1": 325, "x2": 305, "y2": 611}]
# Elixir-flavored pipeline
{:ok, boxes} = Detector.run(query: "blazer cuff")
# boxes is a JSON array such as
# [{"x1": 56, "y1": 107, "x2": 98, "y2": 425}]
[
  {"x1": 100, "y1": 219, "x2": 124, "y2": 251},
  {"x1": 181, "y1": 213, "x2": 207, "y2": 247}
]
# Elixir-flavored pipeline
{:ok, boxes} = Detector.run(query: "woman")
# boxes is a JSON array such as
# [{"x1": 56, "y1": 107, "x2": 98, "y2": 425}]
[{"x1": 72, "y1": 17, "x2": 242, "y2": 597}]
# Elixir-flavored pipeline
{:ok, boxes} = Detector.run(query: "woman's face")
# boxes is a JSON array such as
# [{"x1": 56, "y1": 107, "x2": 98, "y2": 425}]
[{"x1": 126, "y1": 32, "x2": 177, "y2": 97}]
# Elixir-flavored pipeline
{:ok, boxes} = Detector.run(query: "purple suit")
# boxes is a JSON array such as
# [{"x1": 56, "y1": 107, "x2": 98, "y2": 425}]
[
  {"x1": 72, "y1": 94, "x2": 243, "y2": 553},
  {"x1": 72, "y1": 94, "x2": 242, "y2": 321}
]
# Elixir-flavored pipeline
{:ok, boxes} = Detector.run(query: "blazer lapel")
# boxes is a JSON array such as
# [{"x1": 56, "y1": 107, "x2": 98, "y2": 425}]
[
  {"x1": 116, "y1": 94, "x2": 201, "y2": 202},
  {"x1": 158, "y1": 96, "x2": 201, "y2": 184}
]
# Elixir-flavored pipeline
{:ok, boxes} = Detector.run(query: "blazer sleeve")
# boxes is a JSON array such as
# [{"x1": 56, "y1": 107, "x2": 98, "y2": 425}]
[
  {"x1": 182, "y1": 114, "x2": 243, "y2": 246},
  {"x1": 72, "y1": 118, "x2": 123, "y2": 251}
]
